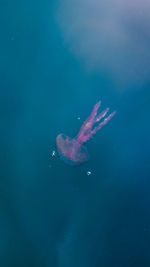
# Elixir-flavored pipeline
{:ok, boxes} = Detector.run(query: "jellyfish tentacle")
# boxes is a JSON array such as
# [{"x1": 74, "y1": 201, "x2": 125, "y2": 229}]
[
  {"x1": 83, "y1": 100, "x2": 101, "y2": 126},
  {"x1": 95, "y1": 107, "x2": 109, "y2": 122},
  {"x1": 92, "y1": 100, "x2": 101, "y2": 117},
  {"x1": 77, "y1": 102, "x2": 116, "y2": 143},
  {"x1": 92, "y1": 111, "x2": 116, "y2": 135},
  {"x1": 77, "y1": 101, "x2": 101, "y2": 141}
]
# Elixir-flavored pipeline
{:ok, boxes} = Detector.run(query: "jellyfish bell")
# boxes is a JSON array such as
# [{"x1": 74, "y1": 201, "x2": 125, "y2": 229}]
[{"x1": 56, "y1": 134, "x2": 89, "y2": 165}]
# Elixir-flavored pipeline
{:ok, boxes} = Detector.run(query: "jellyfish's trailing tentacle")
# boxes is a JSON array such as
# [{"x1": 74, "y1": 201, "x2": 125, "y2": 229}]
[
  {"x1": 91, "y1": 111, "x2": 116, "y2": 136},
  {"x1": 77, "y1": 101, "x2": 101, "y2": 141},
  {"x1": 77, "y1": 101, "x2": 116, "y2": 143},
  {"x1": 95, "y1": 107, "x2": 109, "y2": 122},
  {"x1": 82, "y1": 100, "x2": 101, "y2": 127},
  {"x1": 90, "y1": 100, "x2": 101, "y2": 118}
]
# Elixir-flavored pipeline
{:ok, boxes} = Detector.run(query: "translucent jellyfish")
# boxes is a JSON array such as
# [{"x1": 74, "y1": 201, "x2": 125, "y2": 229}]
[{"x1": 56, "y1": 101, "x2": 116, "y2": 165}]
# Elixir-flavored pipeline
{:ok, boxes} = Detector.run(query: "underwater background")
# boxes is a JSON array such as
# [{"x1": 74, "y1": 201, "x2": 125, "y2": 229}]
[{"x1": 0, "y1": 0, "x2": 150, "y2": 266}]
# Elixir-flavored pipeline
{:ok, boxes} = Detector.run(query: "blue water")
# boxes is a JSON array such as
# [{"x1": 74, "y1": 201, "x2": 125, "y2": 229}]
[{"x1": 0, "y1": 1, "x2": 150, "y2": 266}]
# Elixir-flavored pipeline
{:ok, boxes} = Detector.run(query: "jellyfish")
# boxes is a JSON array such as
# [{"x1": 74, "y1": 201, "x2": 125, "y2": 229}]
[{"x1": 56, "y1": 101, "x2": 116, "y2": 165}]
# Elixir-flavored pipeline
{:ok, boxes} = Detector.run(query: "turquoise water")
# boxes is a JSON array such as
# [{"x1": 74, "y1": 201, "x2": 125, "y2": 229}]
[{"x1": 0, "y1": 1, "x2": 150, "y2": 266}]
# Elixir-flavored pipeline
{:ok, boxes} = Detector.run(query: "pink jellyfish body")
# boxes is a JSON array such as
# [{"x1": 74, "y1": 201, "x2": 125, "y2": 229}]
[{"x1": 56, "y1": 101, "x2": 116, "y2": 165}]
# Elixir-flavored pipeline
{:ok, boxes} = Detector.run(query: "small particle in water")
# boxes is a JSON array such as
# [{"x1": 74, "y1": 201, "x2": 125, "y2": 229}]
[
  {"x1": 87, "y1": 171, "x2": 91, "y2": 176},
  {"x1": 77, "y1": 117, "x2": 80, "y2": 120},
  {"x1": 51, "y1": 150, "x2": 56, "y2": 157}
]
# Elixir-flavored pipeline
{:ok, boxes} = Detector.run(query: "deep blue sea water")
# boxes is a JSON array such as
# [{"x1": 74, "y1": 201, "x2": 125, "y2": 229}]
[{"x1": 0, "y1": 1, "x2": 150, "y2": 266}]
